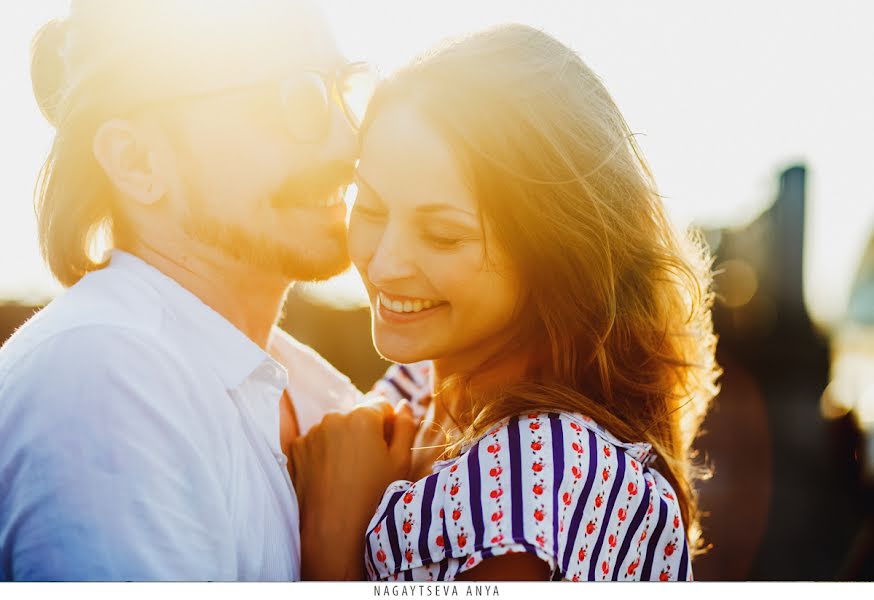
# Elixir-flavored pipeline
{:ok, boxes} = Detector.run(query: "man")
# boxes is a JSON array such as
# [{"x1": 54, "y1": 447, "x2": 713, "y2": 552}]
[{"x1": 0, "y1": 0, "x2": 416, "y2": 581}]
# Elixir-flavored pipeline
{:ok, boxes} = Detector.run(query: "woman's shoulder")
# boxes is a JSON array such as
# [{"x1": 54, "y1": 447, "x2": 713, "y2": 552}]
[{"x1": 365, "y1": 410, "x2": 691, "y2": 581}]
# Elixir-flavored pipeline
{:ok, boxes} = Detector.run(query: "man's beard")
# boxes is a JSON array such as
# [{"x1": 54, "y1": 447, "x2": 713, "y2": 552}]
[
  {"x1": 182, "y1": 211, "x2": 351, "y2": 281},
  {"x1": 180, "y1": 162, "x2": 354, "y2": 281}
]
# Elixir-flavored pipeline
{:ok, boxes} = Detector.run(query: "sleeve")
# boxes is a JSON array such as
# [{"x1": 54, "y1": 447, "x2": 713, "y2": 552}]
[
  {"x1": 446, "y1": 413, "x2": 658, "y2": 582},
  {"x1": 441, "y1": 414, "x2": 565, "y2": 580},
  {"x1": 0, "y1": 327, "x2": 236, "y2": 581}
]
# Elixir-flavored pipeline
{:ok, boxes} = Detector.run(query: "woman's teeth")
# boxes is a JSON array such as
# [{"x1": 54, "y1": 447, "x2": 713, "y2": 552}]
[{"x1": 379, "y1": 292, "x2": 439, "y2": 314}]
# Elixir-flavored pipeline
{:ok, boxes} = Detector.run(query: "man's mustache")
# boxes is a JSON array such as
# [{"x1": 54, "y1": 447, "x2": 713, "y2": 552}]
[{"x1": 271, "y1": 161, "x2": 356, "y2": 209}]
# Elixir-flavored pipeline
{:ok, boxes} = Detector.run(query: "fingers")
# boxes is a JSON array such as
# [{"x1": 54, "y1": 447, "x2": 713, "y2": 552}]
[{"x1": 389, "y1": 399, "x2": 416, "y2": 466}]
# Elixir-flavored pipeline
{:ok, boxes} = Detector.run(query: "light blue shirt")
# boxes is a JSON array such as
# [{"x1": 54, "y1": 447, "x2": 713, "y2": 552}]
[{"x1": 0, "y1": 251, "x2": 360, "y2": 581}]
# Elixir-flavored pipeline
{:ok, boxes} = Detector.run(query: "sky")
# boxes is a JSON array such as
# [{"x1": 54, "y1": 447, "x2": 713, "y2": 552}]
[{"x1": 1, "y1": 1, "x2": 872, "y2": 329}]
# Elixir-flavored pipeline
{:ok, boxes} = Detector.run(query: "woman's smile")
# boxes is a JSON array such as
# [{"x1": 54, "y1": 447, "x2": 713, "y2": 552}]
[{"x1": 375, "y1": 290, "x2": 449, "y2": 324}]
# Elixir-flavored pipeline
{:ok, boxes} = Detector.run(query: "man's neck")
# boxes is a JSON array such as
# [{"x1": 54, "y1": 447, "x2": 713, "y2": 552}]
[{"x1": 121, "y1": 240, "x2": 291, "y2": 349}]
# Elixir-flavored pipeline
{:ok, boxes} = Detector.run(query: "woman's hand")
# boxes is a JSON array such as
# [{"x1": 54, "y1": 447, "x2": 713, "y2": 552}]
[{"x1": 292, "y1": 399, "x2": 416, "y2": 580}]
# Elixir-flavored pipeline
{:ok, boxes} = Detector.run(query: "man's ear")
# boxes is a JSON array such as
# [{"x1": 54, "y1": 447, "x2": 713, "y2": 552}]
[{"x1": 92, "y1": 119, "x2": 166, "y2": 206}]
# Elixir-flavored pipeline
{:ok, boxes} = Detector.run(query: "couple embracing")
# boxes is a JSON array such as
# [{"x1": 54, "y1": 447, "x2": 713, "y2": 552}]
[{"x1": 0, "y1": 0, "x2": 719, "y2": 582}]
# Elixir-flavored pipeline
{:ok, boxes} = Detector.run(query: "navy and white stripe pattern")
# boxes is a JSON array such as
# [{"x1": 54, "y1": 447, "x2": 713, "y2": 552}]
[
  {"x1": 368, "y1": 361, "x2": 432, "y2": 422},
  {"x1": 364, "y1": 411, "x2": 692, "y2": 582}
]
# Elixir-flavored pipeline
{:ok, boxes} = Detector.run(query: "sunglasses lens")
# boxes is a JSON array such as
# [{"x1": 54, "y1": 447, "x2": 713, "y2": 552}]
[
  {"x1": 279, "y1": 73, "x2": 331, "y2": 142},
  {"x1": 339, "y1": 66, "x2": 377, "y2": 128}
]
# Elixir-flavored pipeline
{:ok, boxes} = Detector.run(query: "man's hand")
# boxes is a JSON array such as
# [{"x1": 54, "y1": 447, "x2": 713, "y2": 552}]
[{"x1": 292, "y1": 399, "x2": 416, "y2": 580}]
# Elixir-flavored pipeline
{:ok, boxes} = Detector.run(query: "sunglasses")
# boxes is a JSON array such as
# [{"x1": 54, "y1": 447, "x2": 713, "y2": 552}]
[{"x1": 125, "y1": 61, "x2": 378, "y2": 144}]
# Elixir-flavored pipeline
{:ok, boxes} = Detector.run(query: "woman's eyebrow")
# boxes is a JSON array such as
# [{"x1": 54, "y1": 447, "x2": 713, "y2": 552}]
[{"x1": 415, "y1": 203, "x2": 478, "y2": 219}]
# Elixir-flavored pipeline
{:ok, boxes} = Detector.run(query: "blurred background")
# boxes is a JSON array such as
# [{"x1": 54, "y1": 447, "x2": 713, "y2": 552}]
[{"x1": 1, "y1": 0, "x2": 872, "y2": 580}]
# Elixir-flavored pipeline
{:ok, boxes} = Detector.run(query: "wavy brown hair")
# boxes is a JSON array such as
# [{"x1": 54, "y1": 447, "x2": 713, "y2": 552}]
[{"x1": 361, "y1": 24, "x2": 721, "y2": 557}]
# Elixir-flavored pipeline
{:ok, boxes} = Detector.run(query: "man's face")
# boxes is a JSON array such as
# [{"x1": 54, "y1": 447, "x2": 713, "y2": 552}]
[{"x1": 142, "y1": 2, "x2": 358, "y2": 282}]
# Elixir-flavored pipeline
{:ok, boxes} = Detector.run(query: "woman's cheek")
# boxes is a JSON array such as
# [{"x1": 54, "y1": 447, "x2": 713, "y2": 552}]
[{"x1": 347, "y1": 218, "x2": 380, "y2": 272}]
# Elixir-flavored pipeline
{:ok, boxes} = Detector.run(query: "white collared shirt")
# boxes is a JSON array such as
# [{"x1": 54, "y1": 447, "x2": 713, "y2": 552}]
[{"x1": 0, "y1": 251, "x2": 360, "y2": 581}]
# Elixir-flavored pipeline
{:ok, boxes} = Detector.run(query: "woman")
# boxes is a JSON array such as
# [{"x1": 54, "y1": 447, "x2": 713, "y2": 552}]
[{"x1": 348, "y1": 24, "x2": 720, "y2": 582}]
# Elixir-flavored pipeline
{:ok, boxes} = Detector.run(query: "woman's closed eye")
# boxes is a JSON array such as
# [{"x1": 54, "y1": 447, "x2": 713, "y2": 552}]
[
  {"x1": 421, "y1": 226, "x2": 479, "y2": 249},
  {"x1": 351, "y1": 201, "x2": 388, "y2": 220}
]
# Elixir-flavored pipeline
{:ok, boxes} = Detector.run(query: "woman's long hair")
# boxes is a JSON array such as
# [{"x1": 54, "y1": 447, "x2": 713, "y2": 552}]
[{"x1": 361, "y1": 24, "x2": 721, "y2": 557}]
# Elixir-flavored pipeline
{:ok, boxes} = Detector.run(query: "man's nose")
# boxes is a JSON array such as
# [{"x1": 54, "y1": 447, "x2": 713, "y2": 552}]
[{"x1": 367, "y1": 224, "x2": 417, "y2": 287}]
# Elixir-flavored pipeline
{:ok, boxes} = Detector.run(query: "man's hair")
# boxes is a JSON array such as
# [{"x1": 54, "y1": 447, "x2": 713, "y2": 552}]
[{"x1": 30, "y1": 0, "x2": 317, "y2": 286}]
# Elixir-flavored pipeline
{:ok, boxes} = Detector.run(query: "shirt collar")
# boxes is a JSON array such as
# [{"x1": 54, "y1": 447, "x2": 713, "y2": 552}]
[{"x1": 109, "y1": 250, "x2": 283, "y2": 391}]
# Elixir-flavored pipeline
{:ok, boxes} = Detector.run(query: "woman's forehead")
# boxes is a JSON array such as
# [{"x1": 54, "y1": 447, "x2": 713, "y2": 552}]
[{"x1": 358, "y1": 103, "x2": 477, "y2": 215}]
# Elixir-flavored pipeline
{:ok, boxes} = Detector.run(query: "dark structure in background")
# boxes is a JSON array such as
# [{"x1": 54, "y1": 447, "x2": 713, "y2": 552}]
[
  {"x1": 695, "y1": 165, "x2": 872, "y2": 580},
  {"x1": 1, "y1": 166, "x2": 872, "y2": 580}
]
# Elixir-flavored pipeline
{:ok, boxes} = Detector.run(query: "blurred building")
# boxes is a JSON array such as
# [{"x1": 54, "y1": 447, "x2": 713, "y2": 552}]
[{"x1": 694, "y1": 166, "x2": 872, "y2": 580}]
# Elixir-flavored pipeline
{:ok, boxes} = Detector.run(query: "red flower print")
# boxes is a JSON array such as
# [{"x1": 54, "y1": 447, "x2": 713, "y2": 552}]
[
  {"x1": 618, "y1": 508, "x2": 628, "y2": 521},
  {"x1": 640, "y1": 530, "x2": 648, "y2": 542},
  {"x1": 533, "y1": 463, "x2": 544, "y2": 473},
  {"x1": 491, "y1": 534, "x2": 504, "y2": 544},
  {"x1": 405, "y1": 550, "x2": 413, "y2": 563},
  {"x1": 628, "y1": 482, "x2": 638, "y2": 496},
  {"x1": 660, "y1": 570, "x2": 670, "y2": 581},
  {"x1": 664, "y1": 542, "x2": 676, "y2": 557},
  {"x1": 536, "y1": 535, "x2": 546, "y2": 547},
  {"x1": 404, "y1": 492, "x2": 414, "y2": 504},
  {"x1": 450, "y1": 485, "x2": 459, "y2": 496},
  {"x1": 490, "y1": 467, "x2": 503, "y2": 477},
  {"x1": 602, "y1": 468, "x2": 610, "y2": 482},
  {"x1": 531, "y1": 441, "x2": 542, "y2": 451},
  {"x1": 570, "y1": 422, "x2": 582, "y2": 432},
  {"x1": 586, "y1": 520, "x2": 596, "y2": 535},
  {"x1": 375, "y1": 523, "x2": 382, "y2": 534},
  {"x1": 436, "y1": 535, "x2": 444, "y2": 547},
  {"x1": 487, "y1": 443, "x2": 501, "y2": 454},
  {"x1": 376, "y1": 549, "x2": 386, "y2": 563},
  {"x1": 648, "y1": 503, "x2": 654, "y2": 515},
  {"x1": 673, "y1": 515, "x2": 680, "y2": 529},
  {"x1": 450, "y1": 464, "x2": 458, "y2": 473},
  {"x1": 578, "y1": 548, "x2": 586, "y2": 561},
  {"x1": 452, "y1": 509, "x2": 461, "y2": 521},
  {"x1": 534, "y1": 509, "x2": 545, "y2": 522},
  {"x1": 563, "y1": 492, "x2": 573, "y2": 506},
  {"x1": 572, "y1": 575, "x2": 580, "y2": 582},
  {"x1": 608, "y1": 534, "x2": 617, "y2": 548},
  {"x1": 571, "y1": 466, "x2": 582, "y2": 479},
  {"x1": 491, "y1": 510, "x2": 504, "y2": 522},
  {"x1": 490, "y1": 488, "x2": 503, "y2": 499},
  {"x1": 467, "y1": 556, "x2": 476, "y2": 567},
  {"x1": 572, "y1": 442, "x2": 584, "y2": 454},
  {"x1": 439, "y1": 508, "x2": 445, "y2": 518},
  {"x1": 594, "y1": 494, "x2": 603, "y2": 508},
  {"x1": 533, "y1": 484, "x2": 544, "y2": 495},
  {"x1": 627, "y1": 558, "x2": 640, "y2": 576},
  {"x1": 402, "y1": 520, "x2": 412, "y2": 534},
  {"x1": 528, "y1": 412, "x2": 539, "y2": 419},
  {"x1": 602, "y1": 561, "x2": 609, "y2": 575},
  {"x1": 664, "y1": 492, "x2": 674, "y2": 500},
  {"x1": 529, "y1": 422, "x2": 540, "y2": 430},
  {"x1": 603, "y1": 446, "x2": 611, "y2": 458},
  {"x1": 630, "y1": 460, "x2": 638, "y2": 471},
  {"x1": 457, "y1": 534, "x2": 467, "y2": 548}
]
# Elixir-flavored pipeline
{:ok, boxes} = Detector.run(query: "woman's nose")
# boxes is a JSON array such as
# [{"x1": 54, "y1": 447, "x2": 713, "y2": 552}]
[{"x1": 367, "y1": 225, "x2": 417, "y2": 286}]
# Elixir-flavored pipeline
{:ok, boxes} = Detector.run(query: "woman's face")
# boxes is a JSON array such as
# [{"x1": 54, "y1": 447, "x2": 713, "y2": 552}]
[{"x1": 349, "y1": 103, "x2": 522, "y2": 369}]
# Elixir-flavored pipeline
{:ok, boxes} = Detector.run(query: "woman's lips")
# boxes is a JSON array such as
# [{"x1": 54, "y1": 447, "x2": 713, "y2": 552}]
[{"x1": 376, "y1": 294, "x2": 447, "y2": 324}]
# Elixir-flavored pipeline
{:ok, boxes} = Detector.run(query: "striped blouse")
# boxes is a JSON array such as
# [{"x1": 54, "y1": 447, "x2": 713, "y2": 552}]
[{"x1": 365, "y1": 364, "x2": 693, "y2": 582}]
